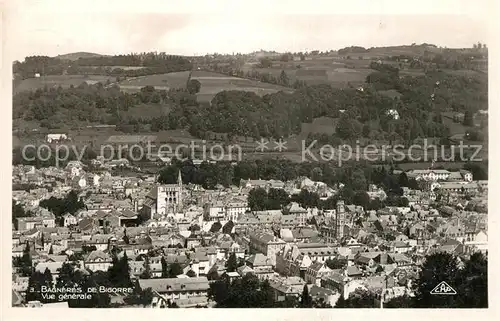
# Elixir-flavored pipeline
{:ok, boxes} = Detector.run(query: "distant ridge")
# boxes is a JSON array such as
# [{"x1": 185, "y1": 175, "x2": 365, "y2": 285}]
[{"x1": 55, "y1": 52, "x2": 107, "y2": 61}]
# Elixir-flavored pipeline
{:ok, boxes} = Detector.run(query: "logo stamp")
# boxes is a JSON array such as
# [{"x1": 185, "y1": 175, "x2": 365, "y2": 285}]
[{"x1": 430, "y1": 281, "x2": 457, "y2": 295}]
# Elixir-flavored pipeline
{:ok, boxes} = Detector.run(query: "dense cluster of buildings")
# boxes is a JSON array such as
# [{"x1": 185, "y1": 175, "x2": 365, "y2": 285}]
[{"x1": 12, "y1": 163, "x2": 488, "y2": 308}]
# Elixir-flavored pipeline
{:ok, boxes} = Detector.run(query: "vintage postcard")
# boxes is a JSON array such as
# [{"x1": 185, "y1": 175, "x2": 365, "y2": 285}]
[{"x1": 2, "y1": 0, "x2": 496, "y2": 319}]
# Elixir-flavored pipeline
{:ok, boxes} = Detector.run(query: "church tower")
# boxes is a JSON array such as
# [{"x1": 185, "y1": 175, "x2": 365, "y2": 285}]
[
  {"x1": 336, "y1": 200, "x2": 345, "y2": 239},
  {"x1": 177, "y1": 170, "x2": 183, "y2": 210}
]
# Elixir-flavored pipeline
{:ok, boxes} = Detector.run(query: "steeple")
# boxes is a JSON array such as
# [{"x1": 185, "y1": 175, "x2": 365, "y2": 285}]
[{"x1": 177, "y1": 170, "x2": 183, "y2": 188}]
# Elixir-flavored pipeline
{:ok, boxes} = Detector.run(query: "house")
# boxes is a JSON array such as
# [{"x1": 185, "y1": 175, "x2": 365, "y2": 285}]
[
  {"x1": 295, "y1": 243, "x2": 336, "y2": 263},
  {"x1": 137, "y1": 277, "x2": 210, "y2": 308},
  {"x1": 12, "y1": 244, "x2": 25, "y2": 258},
  {"x1": 129, "y1": 261, "x2": 146, "y2": 279},
  {"x1": 305, "y1": 262, "x2": 332, "y2": 286},
  {"x1": 285, "y1": 202, "x2": 308, "y2": 226},
  {"x1": 16, "y1": 217, "x2": 43, "y2": 232},
  {"x1": 72, "y1": 176, "x2": 87, "y2": 189},
  {"x1": 62, "y1": 214, "x2": 77, "y2": 227},
  {"x1": 406, "y1": 169, "x2": 451, "y2": 181},
  {"x1": 309, "y1": 285, "x2": 340, "y2": 307},
  {"x1": 221, "y1": 271, "x2": 241, "y2": 282},
  {"x1": 84, "y1": 250, "x2": 112, "y2": 272},
  {"x1": 464, "y1": 230, "x2": 488, "y2": 253},
  {"x1": 387, "y1": 253, "x2": 412, "y2": 267},
  {"x1": 244, "y1": 253, "x2": 274, "y2": 278},
  {"x1": 354, "y1": 252, "x2": 389, "y2": 267},
  {"x1": 268, "y1": 276, "x2": 305, "y2": 302},
  {"x1": 459, "y1": 170, "x2": 473, "y2": 182},
  {"x1": 46, "y1": 134, "x2": 68, "y2": 143},
  {"x1": 237, "y1": 265, "x2": 254, "y2": 276},
  {"x1": 391, "y1": 241, "x2": 412, "y2": 254},
  {"x1": 248, "y1": 231, "x2": 286, "y2": 266}
]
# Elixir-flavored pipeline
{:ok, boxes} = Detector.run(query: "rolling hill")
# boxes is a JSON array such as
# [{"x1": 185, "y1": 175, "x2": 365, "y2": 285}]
[{"x1": 56, "y1": 52, "x2": 107, "y2": 61}]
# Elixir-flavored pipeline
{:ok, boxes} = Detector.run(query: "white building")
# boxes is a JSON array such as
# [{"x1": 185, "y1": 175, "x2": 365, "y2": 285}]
[
  {"x1": 62, "y1": 213, "x2": 77, "y2": 227},
  {"x1": 143, "y1": 171, "x2": 183, "y2": 218},
  {"x1": 406, "y1": 169, "x2": 451, "y2": 181},
  {"x1": 84, "y1": 250, "x2": 113, "y2": 272},
  {"x1": 46, "y1": 134, "x2": 68, "y2": 143}
]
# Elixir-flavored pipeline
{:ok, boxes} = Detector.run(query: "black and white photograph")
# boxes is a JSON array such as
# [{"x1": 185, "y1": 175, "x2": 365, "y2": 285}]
[{"x1": 3, "y1": 0, "x2": 494, "y2": 313}]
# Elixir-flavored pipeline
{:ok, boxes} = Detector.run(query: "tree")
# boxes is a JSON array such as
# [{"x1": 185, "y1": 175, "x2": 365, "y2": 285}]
[
  {"x1": 209, "y1": 273, "x2": 275, "y2": 308},
  {"x1": 160, "y1": 257, "x2": 168, "y2": 278},
  {"x1": 267, "y1": 188, "x2": 290, "y2": 210},
  {"x1": 187, "y1": 79, "x2": 201, "y2": 94},
  {"x1": 351, "y1": 169, "x2": 368, "y2": 191},
  {"x1": 108, "y1": 252, "x2": 132, "y2": 287},
  {"x1": 56, "y1": 262, "x2": 78, "y2": 288},
  {"x1": 384, "y1": 294, "x2": 414, "y2": 308},
  {"x1": 353, "y1": 191, "x2": 370, "y2": 209},
  {"x1": 335, "y1": 288, "x2": 378, "y2": 308},
  {"x1": 168, "y1": 262, "x2": 183, "y2": 278},
  {"x1": 336, "y1": 116, "x2": 363, "y2": 139},
  {"x1": 248, "y1": 188, "x2": 268, "y2": 211},
  {"x1": 258, "y1": 58, "x2": 273, "y2": 68},
  {"x1": 20, "y1": 241, "x2": 33, "y2": 276},
  {"x1": 325, "y1": 257, "x2": 345, "y2": 269},
  {"x1": 138, "y1": 287, "x2": 154, "y2": 307},
  {"x1": 280, "y1": 54, "x2": 290, "y2": 62},
  {"x1": 279, "y1": 70, "x2": 289, "y2": 86},
  {"x1": 207, "y1": 269, "x2": 219, "y2": 281},
  {"x1": 454, "y1": 252, "x2": 488, "y2": 308},
  {"x1": 140, "y1": 256, "x2": 152, "y2": 279},
  {"x1": 368, "y1": 198, "x2": 383, "y2": 211},
  {"x1": 208, "y1": 277, "x2": 231, "y2": 305},
  {"x1": 210, "y1": 221, "x2": 222, "y2": 233},
  {"x1": 226, "y1": 253, "x2": 238, "y2": 273},
  {"x1": 26, "y1": 271, "x2": 46, "y2": 302},
  {"x1": 398, "y1": 172, "x2": 409, "y2": 187},
  {"x1": 12, "y1": 200, "x2": 31, "y2": 227},
  {"x1": 300, "y1": 285, "x2": 313, "y2": 308},
  {"x1": 222, "y1": 221, "x2": 234, "y2": 234},
  {"x1": 463, "y1": 110, "x2": 474, "y2": 127},
  {"x1": 413, "y1": 252, "x2": 461, "y2": 308},
  {"x1": 123, "y1": 229, "x2": 130, "y2": 244},
  {"x1": 189, "y1": 224, "x2": 201, "y2": 232}
]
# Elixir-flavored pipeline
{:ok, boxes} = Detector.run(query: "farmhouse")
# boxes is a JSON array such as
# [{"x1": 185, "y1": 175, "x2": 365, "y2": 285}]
[{"x1": 46, "y1": 134, "x2": 68, "y2": 143}]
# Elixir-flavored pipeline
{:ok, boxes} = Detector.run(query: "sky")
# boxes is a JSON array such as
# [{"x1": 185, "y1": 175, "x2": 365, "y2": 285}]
[{"x1": 5, "y1": 0, "x2": 493, "y2": 60}]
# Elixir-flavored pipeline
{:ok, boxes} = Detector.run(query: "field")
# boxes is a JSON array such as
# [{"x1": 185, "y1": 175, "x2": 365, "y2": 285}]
[
  {"x1": 102, "y1": 66, "x2": 146, "y2": 70},
  {"x1": 116, "y1": 71, "x2": 191, "y2": 92},
  {"x1": 300, "y1": 117, "x2": 339, "y2": 136},
  {"x1": 14, "y1": 75, "x2": 116, "y2": 93},
  {"x1": 122, "y1": 103, "x2": 172, "y2": 120},
  {"x1": 241, "y1": 55, "x2": 374, "y2": 89},
  {"x1": 191, "y1": 71, "x2": 293, "y2": 103}
]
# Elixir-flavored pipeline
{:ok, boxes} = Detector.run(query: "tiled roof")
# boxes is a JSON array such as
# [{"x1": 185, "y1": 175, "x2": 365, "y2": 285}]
[
  {"x1": 138, "y1": 277, "x2": 209, "y2": 293},
  {"x1": 246, "y1": 253, "x2": 272, "y2": 267},
  {"x1": 85, "y1": 250, "x2": 111, "y2": 262}
]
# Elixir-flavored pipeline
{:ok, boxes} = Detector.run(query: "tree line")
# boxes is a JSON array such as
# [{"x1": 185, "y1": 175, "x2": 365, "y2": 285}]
[
  {"x1": 13, "y1": 53, "x2": 192, "y2": 80},
  {"x1": 158, "y1": 158, "x2": 420, "y2": 197}
]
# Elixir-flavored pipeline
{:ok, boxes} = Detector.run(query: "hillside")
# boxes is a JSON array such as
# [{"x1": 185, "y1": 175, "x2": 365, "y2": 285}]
[{"x1": 56, "y1": 52, "x2": 106, "y2": 61}]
